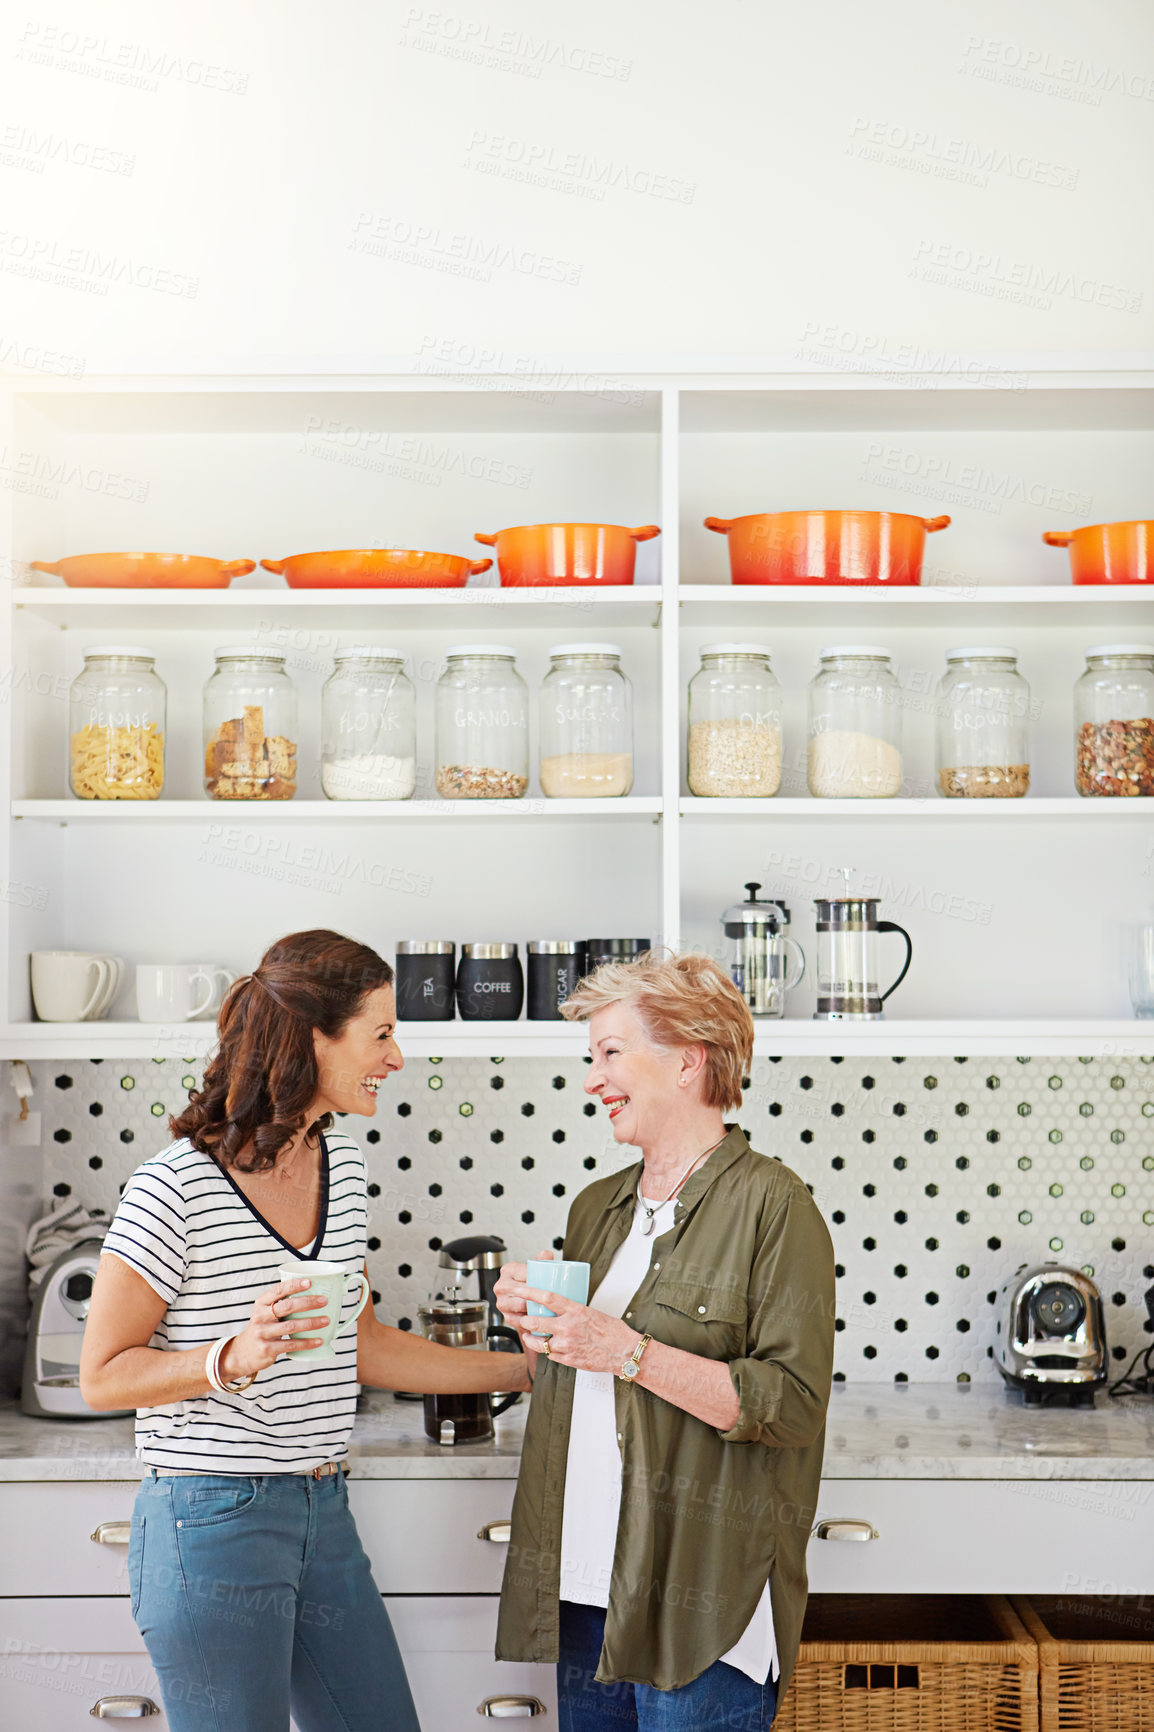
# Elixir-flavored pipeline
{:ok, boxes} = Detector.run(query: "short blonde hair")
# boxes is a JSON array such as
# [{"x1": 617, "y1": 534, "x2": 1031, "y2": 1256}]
[{"x1": 561, "y1": 950, "x2": 753, "y2": 1112}]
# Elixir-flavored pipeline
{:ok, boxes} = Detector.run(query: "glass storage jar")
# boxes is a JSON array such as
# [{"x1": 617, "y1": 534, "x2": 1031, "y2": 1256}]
[
  {"x1": 321, "y1": 648, "x2": 416, "y2": 801},
  {"x1": 435, "y1": 645, "x2": 528, "y2": 799},
  {"x1": 204, "y1": 648, "x2": 298, "y2": 800},
  {"x1": 1075, "y1": 644, "x2": 1154, "y2": 796},
  {"x1": 538, "y1": 643, "x2": 633, "y2": 797},
  {"x1": 935, "y1": 648, "x2": 1030, "y2": 798},
  {"x1": 807, "y1": 645, "x2": 902, "y2": 798},
  {"x1": 69, "y1": 646, "x2": 166, "y2": 800},
  {"x1": 687, "y1": 644, "x2": 783, "y2": 797}
]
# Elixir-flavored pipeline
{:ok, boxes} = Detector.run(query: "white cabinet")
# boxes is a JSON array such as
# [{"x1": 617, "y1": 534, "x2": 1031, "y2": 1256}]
[
  {"x1": 0, "y1": 1599, "x2": 166, "y2": 1728},
  {"x1": 0, "y1": 1482, "x2": 137, "y2": 1597},
  {"x1": 387, "y1": 1598, "x2": 553, "y2": 1728},
  {"x1": 348, "y1": 1478, "x2": 515, "y2": 1593}
]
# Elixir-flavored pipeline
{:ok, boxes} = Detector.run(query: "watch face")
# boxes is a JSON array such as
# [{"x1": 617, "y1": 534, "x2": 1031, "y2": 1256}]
[{"x1": 621, "y1": 1360, "x2": 639, "y2": 1379}]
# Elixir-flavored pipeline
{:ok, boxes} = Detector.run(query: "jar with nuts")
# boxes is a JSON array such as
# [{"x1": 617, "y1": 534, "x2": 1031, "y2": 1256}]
[
  {"x1": 935, "y1": 647, "x2": 1030, "y2": 798},
  {"x1": 69, "y1": 646, "x2": 166, "y2": 800},
  {"x1": 1074, "y1": 644, "x2": 1154, "y2": 796}
]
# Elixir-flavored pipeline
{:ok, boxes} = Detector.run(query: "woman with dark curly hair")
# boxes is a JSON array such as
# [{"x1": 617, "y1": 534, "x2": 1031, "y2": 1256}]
[{"x1": 81, "y1": 929, "x2": 527, "y2": 1732}]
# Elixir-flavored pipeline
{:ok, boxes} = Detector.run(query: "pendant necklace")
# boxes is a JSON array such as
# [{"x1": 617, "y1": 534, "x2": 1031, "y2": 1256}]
[{"x1": 638, "y1": 1134, "x2": 727, "y2": 1236}]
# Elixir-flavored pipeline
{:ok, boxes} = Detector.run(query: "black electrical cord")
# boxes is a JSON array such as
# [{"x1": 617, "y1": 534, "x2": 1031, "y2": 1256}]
[{"x1": 1108, "y1": 1339, "x2": 1154, "y2": 1399}]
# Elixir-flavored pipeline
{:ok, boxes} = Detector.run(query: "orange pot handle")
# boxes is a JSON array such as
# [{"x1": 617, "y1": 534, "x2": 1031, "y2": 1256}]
[
  {"x1": 473, "y1": 532, "x2": 498, "y2": 548},
  {"x1": 467, "y1": 558, "x2": 494, "y2": 577},
  {"x1": 628, "y1": 525, "x2": 661, "y2": 542},
  {"x1": 923, "y1": 516, "x2": 951, "y2": 533},
  {"x1": 260, "y1": 559, "x2": 286, "y2": 576},
  {"x1": 221, "y1": 559, "x2": 256, "y2": 578},
  {"x1": 703, "y1": 517, "x2": 734, "y2": 534},
  {"x1": 1042, "y1": 531, "x2": 1073, "y2": 548},
  {"x1": 29, "y1": 560, "x2": 60, "y2": 575}
]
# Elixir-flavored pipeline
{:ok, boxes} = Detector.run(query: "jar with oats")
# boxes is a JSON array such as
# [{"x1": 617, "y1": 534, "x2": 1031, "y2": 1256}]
[
  {"x1": 935, "y1": 648, "x2": 1030, "y2": 798},
  {"x1": 539, "y1": 643, "x2": 633, "y2": 797},
  {"x1": 1075, "y1": 644, "x2": 1154, "y2": 796},
  {"x1": 807, "y1": 645, "x2": 902, "y2": 798},
  {"x1": 435, "y1": 645, "x2": 528, "y2": 799},
  {"x1": 687, "y1": 644, "x2": 782, "y2": 797},
  {"x1": 69, "y1": 646, "x2": 166, "y2": 800}
]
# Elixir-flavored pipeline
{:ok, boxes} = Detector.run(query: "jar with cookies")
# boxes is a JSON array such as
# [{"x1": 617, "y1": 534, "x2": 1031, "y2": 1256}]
[
  {"x1": 69, "y1": 647, "x2": 166, "y2": 800},
  {"x1": 203, "y1": 648, "x2": 298, "y2": 801}
]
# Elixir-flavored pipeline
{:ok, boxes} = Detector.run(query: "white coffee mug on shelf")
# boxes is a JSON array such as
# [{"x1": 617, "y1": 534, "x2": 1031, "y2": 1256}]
[
  {"x1": 136, "y1": 964, "x2": 220, "y2": 1024},
  {"x1": 185, "y1": 965, "x2": 237, "y2": 1021},
  {"x1": 31, "y1": 951, "x2": 124, "y2": 1022}
]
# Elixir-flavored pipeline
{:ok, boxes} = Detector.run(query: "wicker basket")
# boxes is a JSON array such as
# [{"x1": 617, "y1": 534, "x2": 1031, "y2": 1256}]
[
  {"x1": 773, "y1": 1595, "x2": 1039, "y2": 1732},
  {"x1": 1014, "y1": 1597, "x2": 1154, "y2": 1732}
]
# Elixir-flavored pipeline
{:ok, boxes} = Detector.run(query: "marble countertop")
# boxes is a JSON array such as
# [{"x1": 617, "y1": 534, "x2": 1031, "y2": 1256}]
[{"x1": 1, "y1": 1384, "x2": 1152, "y2": 1482}]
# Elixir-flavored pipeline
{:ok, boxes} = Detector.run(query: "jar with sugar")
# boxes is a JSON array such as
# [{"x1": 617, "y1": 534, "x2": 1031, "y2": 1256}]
[{"x1": 807, "y1": 646, "x2": 903, "y2": 798}]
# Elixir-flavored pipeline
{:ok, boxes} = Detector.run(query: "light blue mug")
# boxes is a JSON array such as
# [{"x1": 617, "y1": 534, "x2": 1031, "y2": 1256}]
[
  {"x1": 526, "y1": 1258, "x2": 590, "y2": 1336},
  {"x1": 276, "y1": 1259, "x2": 371, "y2": 1362}
]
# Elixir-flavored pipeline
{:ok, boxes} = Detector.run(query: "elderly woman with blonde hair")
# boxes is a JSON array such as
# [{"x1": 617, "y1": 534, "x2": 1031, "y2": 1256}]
[{"x1": 494, "y1": 950, "x2": 834, "y2": 1731}]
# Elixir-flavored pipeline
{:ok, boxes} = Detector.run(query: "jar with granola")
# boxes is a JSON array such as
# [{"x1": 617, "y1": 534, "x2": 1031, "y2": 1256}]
[
  {"x1": 1075, "y1": 644, "x2": 1154, "y2": 797},
  {"x1": 435, "y1": 646, "x2": 528, "y2": 799},
  {"x1": 203, "y1": 648, "x2": 298, "y2": 800},
  {"x1": 69, "y1": 646, "x2": 166, "y2": 800}
]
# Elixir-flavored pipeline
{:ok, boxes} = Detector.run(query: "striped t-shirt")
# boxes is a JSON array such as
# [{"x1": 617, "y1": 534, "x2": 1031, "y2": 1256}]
[{"x1": 101, "y1": 1130, "x2": 367, "y2": 1473}]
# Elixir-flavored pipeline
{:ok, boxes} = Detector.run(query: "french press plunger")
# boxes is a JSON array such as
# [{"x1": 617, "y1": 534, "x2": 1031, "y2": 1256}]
[
  {"x1": 723, "y1": 883, "x2": 806, "y2": 1018},
  {"x1": 813, "y1": 873, "x2": 912, "y2": 1020}
]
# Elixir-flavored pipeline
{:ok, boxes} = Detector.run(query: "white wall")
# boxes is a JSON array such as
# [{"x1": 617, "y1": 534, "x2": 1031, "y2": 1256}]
[{"x1": 0, "y1": 0, "x2": 1152, "y2": 374}]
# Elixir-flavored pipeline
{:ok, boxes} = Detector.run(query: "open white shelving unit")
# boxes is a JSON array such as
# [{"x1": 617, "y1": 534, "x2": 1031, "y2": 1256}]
[{"x1": 1, "y1": 367, "x2": 1152, "y2": 1058}]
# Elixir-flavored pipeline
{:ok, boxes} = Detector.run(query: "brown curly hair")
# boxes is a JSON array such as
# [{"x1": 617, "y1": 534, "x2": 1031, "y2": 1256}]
[{"x1": 170, "y1": 929, "x2": 393, "y2": 1173}]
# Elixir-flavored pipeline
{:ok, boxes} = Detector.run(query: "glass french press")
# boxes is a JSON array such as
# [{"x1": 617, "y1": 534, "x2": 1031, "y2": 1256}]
[
  {"x1": 813, "y1": 871, "x2": 912, "y2": 1020},
  {"x1": 722, "y1": 883, "x2": 806, "y2": 1018}
]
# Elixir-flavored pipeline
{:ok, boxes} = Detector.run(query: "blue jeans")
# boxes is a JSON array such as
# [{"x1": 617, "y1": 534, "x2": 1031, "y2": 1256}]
[
  {"x1": 558, "y1": 1601, "x2": 778, "y2": 1732},
  {"x1": 130, "y1": 1468, "x2": 420, "y2": 1732}
]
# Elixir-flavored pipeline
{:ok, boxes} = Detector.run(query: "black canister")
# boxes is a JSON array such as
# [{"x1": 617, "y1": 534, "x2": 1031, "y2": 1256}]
[
  {"x1": 395, "y1": 941, "x2": 456, "y2": 1021},
  {"x1": 584, "y1": 938, "x2": 652, "y2": 974},
  {"x1": 456, "y1": 943, "x2": 524, "y2": 1021},
  {"x1": 527, "y1": 941, "x2": 585, "y2": 1020}
]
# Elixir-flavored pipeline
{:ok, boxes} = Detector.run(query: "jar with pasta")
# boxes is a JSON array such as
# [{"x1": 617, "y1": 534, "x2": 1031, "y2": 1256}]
[
  {"x1": 687, "y1": 644, "x2": 782, "y2": 797},
  {"x1": 69, "y1": 647, "x2": 166, "y2": 800},
  {"x1": 204, "y1": 648, "x2": 298, "y2": 800},
  {"x1": 807, "y1": 646, "x2": 902, "y2": 798}
]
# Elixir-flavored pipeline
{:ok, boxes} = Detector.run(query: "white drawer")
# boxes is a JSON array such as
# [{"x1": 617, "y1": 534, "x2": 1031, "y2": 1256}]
[
  {"x1": 0, "y1": 1484, "x2": 140, "y2": 1597},
  {"x1": 387, "y1": 1596, "x2": 555, "y2": 1730},
  {"x1": 808, "y1": 1479, "x2": 1154, "y2": 1593},
  {"x1": 0, "y1": 1599, "x2": 166, "y2": 1729},
  {"x1": 349, "y1": 1479, "x2": 518, "y2": 1592}
]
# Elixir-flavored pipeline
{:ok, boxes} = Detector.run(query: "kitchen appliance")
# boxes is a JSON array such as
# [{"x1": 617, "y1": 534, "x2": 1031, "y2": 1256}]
[
  {"x1": 723, "y1": 883, "x2": 805, "y2": 1018},
  {"x1": 417, "y1": 1295, "x2": 520, "y2": 1445},
  {"x1": 813, "y1": 894, "x2": 912, "y2": 1019},
  {"x1": 456, "y1": 944, "x2": 524, "y2": 1020},
  {"x1": 260, "y1": 549, "x2": 492, "y2": 589},
  {"x1": 22, "y1": 1240, "x2": 130, "y2": 1419},
  {"x1": 396, "y1": 941, "x2": 456, "y2": 1020},
  {"x1": 1043, "y1": 521, "x2": 1154, "y2": 585},
  {"x1": 437, "y1": 1234, "x2": 510, "y2": 1330},
  {"x1": 527, "y1": 941, "x2": 586, "y2": 1019},
  {"x1": 30, "y1": 553, "x2": 255, "y2": 589},
  {"x1": 704, "y1": 510, "x2": 950, "y2": 585},
  {"x1": 994, "y1": 1262, "x2": 1107, "y2": 1404},
  {"x1": 474, "y1": 522, "x2": 660, "y2": 587}
]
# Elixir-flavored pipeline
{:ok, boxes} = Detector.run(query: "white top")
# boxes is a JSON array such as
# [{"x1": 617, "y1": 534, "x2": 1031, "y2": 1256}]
[
  {"x1": 100, "y1": 1130, "x2": 367, "y2": 1472},
  {"x1": 558, "y1": 1188, "x2": 778, "y2": 1684}
]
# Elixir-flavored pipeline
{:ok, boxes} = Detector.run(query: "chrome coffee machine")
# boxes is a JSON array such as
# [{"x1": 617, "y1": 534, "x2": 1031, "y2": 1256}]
[
  {"x1": 995, "y1": 1263, "x2": 1107, "y2": 1406},
  {"x1": 437, "y1": 1235, "x2": 509, "y2": 1332}
]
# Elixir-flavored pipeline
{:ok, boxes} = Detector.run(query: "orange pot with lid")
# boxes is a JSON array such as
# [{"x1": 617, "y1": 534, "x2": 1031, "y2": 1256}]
[
  {"x1": 474, "y1": 522, "x2": 660, "y2": 587},
  {"x1": 1043, "y1": 521, "x2": 1154, "y2": 585},
  {"x1": 260, "y1": 549, "x2": 493, "y2": 589},
  {"x1": 30, "y1": 553, "x2": 256, "y2": 589},
  {"x1": 704, "y1": 510, "x2": 951, "y2": 585}
]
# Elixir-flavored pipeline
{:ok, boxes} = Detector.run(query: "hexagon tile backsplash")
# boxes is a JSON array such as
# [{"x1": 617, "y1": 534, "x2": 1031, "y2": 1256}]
[{"x1": 31, "y1": 1053, "x2": 1154, "y2": 1385}]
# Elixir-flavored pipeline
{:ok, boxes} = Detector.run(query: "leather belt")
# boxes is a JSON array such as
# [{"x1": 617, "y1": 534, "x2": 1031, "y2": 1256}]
[{"x1": 152, "y1": 1461, "x2": 345, "y2": 1480}]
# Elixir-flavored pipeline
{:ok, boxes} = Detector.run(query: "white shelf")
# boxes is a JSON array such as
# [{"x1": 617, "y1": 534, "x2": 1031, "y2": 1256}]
[
  {"x1": 12, "y1": 798, "x2": 664, "y2": 822},
  {"x1": 677, "y1": 585, "x2": 1154, "y2": 630},
  {"x1": 15, "y1": 586, "x2": 663, "y2": 631},
  {"x1": 680, "y1": 797, "x2": 1147, "y2": 817},
  {"x1": 4, "y1": 1018, "x2": 1151, "y2": 1062}
]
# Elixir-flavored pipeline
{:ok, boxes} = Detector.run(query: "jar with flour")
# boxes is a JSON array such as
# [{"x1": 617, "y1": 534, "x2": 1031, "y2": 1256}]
[
  {"x1": 321, "y1": 648, "x2": 416, "y2": 800},
  {"x1": 807, "y1": 646, "x2": 903, "y2": 798}
]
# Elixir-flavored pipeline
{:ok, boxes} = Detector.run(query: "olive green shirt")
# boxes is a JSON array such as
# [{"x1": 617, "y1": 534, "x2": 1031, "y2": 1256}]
[{"x1": 496, "y1": 1126, "x2": 835, "y2": 1697}]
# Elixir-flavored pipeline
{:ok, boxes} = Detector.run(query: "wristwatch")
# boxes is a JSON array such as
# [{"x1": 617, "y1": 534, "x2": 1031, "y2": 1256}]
[{"x1": 618, "y1": 1334, "x2": 652, "y2": 1382}]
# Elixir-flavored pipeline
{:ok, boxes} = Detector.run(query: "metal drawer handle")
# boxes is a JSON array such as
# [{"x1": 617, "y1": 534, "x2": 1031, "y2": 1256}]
[
  {"x1": 812, "y1": 1518, "x2": 879, "y2": 1542},
  {"x1": 90, "y1": 1698, "x2": 161, "y2": 1718},
  {"x1": 477, "y1": 1696, "x2": 546, "y2": 1718},
  {"x1": 477, "y1": 1520, "x2": 512, "y2": 1543},
  {"x1": 90, "y1": 1521, "x2": 132, "y2": 1546}
]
